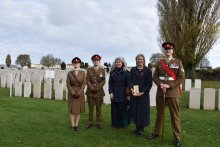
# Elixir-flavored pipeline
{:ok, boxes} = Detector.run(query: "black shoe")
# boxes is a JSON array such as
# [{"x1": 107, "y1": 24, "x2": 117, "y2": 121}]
[
  {"x1": 136, "y1": 130, "x2": 144, "y2": 137},
  {"x1": 174, "y1": 139, "x2": 181, "y2": 147},
  {"x1": 148, "y1": 133, "x2": 159, "y2": 139},
  {"x1": 86, "y1": 124, "x2": 93, "y2": 129},
  {"x1": 75, "y1": 126, "x2": 80, "y2": 132},
  {"x1": 71, "y1": 127, "x2": 76, "y2": 132},
  {"x1": 97, "y1": 124, "x2": 102, "y2": 129}
]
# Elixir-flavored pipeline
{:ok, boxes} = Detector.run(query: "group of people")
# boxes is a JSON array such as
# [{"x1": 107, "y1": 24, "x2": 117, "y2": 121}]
[{"x1": 66, "y1": 42, "x2": 185, "y2": 147}]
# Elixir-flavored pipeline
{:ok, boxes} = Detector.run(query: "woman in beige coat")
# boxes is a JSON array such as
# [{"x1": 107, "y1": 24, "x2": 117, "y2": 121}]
[{"x1": 66, "y1": 57, "x2": 86, "y2": 132}]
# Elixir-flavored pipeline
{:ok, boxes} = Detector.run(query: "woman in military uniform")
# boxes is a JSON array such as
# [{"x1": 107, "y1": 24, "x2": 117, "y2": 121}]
[{"x1": 66, "y1": 57, "x2": 86, "y2": 132}]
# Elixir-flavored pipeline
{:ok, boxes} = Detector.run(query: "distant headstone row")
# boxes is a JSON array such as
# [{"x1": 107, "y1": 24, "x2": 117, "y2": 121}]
[{"x1": 1, "y1": 69, "x2": 220, "y2": 110}]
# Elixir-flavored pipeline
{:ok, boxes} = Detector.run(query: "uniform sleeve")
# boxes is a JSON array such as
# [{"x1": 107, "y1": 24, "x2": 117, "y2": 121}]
[
  {"x1": 168, "y1": 59, "x2": 185, "y2": 88},
  {"x1": 143, "y1": 68, "x2": 153, "y2": 94},
  {"x1": 153, "y1": 62, "x2": 163, "y2": 86},
  {"x1": 86, "y1": 69, "x2": 95, "y2": 90},
  {"x1": 66, "y1": 72, "x2": 76, "y2": 95},
  {"x1": 108, "y1": 72, "x2": 113, "y2": 94},
  {"x1": 77, "y1": 71, "x2": 86, "y2": 94}
]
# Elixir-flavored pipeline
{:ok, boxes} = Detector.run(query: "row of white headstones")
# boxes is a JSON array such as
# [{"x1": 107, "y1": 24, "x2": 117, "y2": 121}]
[
  {"x1": 185, "y1": 79, "x2": 220, "y2": 110},
  {"x1": 0, "y1": 69, "x2": 219, "y2": 110}
]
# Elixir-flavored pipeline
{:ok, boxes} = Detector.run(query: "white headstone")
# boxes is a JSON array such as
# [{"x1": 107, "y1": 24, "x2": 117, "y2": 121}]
[
  {"x1": 20, "y1": 73, "x2": 25, "y2": 82},
  {"x1": 6, "y1": 73, "x2": 12, "y2": 88},
  {"x1": 24, "y1": 82, "x2": 32, "y2": 97},
  {"x1": 150, "y1": 87, "x2": 157, "y2": 106},
  {"x1": 103, "y1": 74, "x2": 110, "y2": 104},
  {"x1": 53, "y1": 78, "x2": 60, "y2": 90},
  {"x1": 66, "y1": 90, "x2": 68, "y2": 101},
  {"x1": 195, "y1": 79, "x2": 201, "y2": 88},
  {"x1": 185, "y1": 79, "x2": 192, "y2": 91},
  {"x1": 25, "y1": 73, "x2": 31, "y2": 82},
  {"x1": 203, "y1": 88, "x2": 215, "y2": 110},
  {"x1": 55, "y1": 83, "x2": 63, "y2": 100},
  {"x1": 218, "y1": 89, "x2": 220, "y2": 111},
  {"x1": 1, "y1": 76, "x2": 6, "y2": 88},
  {"x1": 33, "y1": 82, "x2": 41, "y2": 98},
  {"x1": 189, "y1": 88, "x2": 201, "y2": 109},
  {"x1": 15, "y1": 82, "x2": 22, "y2": 97},
  {"x1": 44, "y1": 82, "x2": 52, "y2": 99},
  {"x1": 45, "y1": 70, "x2": 55, "y2": 79}
]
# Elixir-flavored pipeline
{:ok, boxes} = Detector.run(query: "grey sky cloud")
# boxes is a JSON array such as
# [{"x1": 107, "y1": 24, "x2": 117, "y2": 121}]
[{"x1": 0, "y1": 0, "x2": 219, "y2": 67}]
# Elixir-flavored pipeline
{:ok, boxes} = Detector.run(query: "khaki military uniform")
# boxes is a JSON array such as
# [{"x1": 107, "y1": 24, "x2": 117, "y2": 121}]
[
  {"x1": 153, "y1": 58, "x2": 185, "y2": 140},
  {"x1": 86, "y1": 67, "x2": 105, "y2": 125},
  {"x1": 66, "y1": 70, "x2": 86, "y2": 114}
]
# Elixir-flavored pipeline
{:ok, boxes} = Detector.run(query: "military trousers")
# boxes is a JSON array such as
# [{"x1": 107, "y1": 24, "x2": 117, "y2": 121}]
[
  {"x1": 153, "y1": 96, "x2": 181, "y2": 140},
  {"x1": 87, "y1": 96, "x2": 103, "y2": 125}
]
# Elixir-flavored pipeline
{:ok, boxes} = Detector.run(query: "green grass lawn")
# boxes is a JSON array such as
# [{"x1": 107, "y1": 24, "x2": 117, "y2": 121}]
[{"x1": 0, "y1": 80, "x2": 220, "y2": 147}]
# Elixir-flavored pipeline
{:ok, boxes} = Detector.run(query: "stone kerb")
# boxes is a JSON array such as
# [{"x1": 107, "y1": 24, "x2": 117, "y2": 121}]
[
  {"x1": 203, "y1": 88, "x2": 215, "y2": 110},
  {"x1": 189, "y1": 88, "x2": 201, "y2": 109}
]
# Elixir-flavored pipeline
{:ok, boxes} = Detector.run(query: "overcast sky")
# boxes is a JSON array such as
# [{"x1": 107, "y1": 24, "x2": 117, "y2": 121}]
[{"x1": 0, "y1": 0, "x2": 219, "y2": 67}]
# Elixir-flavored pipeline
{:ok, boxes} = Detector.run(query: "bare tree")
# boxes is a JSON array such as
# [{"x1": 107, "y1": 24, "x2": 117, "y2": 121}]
[
  {"x1": 157, "y1": 0, "x2": 220, "y2": 79},
  {"x1": 40, "y1": 54, "x2": 55, "y2": 68},
  {"x1": 40, "y1": 54, "x2": 61, "y2": 68}
]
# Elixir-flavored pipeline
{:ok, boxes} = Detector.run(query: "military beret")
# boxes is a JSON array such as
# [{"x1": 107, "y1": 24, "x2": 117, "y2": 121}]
[
  {"x1": 162, "y1": 42, "x2": 175, "y2": 49},
  {"x1": 72, "y1": 57, "x2": 81, "y2": 63},
  {"x1": 91, "y1": 54, "x2": 101, "y2": 61}
]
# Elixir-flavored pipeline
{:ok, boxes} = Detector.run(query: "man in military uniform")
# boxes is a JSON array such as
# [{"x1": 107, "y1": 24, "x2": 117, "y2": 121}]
[
  {"x1": 148, "y1": 42, "x2": 185, "y2": 147},
  {"x1": 86, "y1": 54, "x2": 106, "y2": 129}
]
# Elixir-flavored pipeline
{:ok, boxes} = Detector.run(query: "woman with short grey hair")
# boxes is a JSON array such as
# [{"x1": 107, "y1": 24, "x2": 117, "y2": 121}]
[
  {"x1": 108, "y1": 57, "x2": 130, "y2": 128},
  {"x1": 129, "y1": 54, "x2": 152, "y2": 136}
]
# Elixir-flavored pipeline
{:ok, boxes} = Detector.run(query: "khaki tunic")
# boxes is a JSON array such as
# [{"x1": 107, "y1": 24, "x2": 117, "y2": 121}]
[
  {"x1": 85, "y1": 67, "x2": 105, "y2": 98},
  {"x1": 153, "y1": 58, "x2": 185, "y2": 140},
  {"x1": 153, "y1": 58, "x2": 185, "y2": 97},
  {"x1": 66, "y1": 70, "x2": 86, "y2": 114}
]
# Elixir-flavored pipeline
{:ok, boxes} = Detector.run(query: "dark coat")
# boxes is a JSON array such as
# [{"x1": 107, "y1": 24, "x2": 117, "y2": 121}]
[
  {"x1": 129, "y1": 66, "x2": 152, "y2": 126},
  {"x1": 108, "y1": 69, "x2": 129, "y2": 102}
]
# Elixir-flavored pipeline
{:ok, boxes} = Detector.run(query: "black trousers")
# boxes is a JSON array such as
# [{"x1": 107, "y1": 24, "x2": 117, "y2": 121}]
[{"x1": 111, "y1": 101, "x2": 126, "y2": 128}]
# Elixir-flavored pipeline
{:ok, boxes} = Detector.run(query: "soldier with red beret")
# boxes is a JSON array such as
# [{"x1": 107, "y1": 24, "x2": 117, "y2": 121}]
[
  {"x1": 148, "y1": 42, "x2": 185, "y2": 147},
  {"x1": 86, "y1": 54, "x2": 106, "y2": 129}
]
